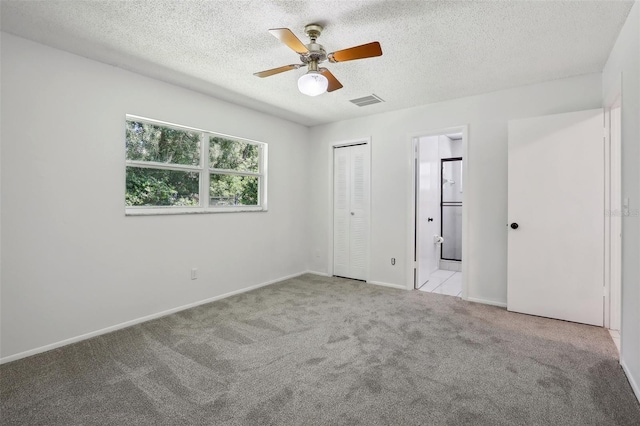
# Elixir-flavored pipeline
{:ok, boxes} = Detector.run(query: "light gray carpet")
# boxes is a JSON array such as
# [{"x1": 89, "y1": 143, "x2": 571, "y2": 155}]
[{"x1": 1, "y1": 274, "x2": 639, "y2": 425}]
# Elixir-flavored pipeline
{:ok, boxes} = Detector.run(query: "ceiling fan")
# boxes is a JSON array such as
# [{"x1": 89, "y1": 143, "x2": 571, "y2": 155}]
[{"x1": 254, "y1": 24, "x2": 382, "y2": 96}]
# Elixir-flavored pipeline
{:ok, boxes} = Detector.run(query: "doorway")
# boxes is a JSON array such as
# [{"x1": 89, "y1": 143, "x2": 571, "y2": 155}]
[{"x1": 412, "y1": 128, "x2": 467, "y2": 296}]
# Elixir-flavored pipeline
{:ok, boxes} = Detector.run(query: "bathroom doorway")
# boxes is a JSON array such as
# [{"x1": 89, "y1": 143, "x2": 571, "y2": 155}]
[{"x1": 413, "y1": 131, "x2": 465, "y2": 296}]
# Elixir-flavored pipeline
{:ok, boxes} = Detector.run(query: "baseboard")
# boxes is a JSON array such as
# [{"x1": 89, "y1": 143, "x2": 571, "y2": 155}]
[
  {"x1": 621, "y1": 359, "x2": 640, "y2": 403},
  {"x1": 367, "y1": 280, "x2": 408, "y2": 291},
  {"x1": 465, "y1": 296, "x2": 508, "y2": 308},
  {"x1": 305, "y1": 270, "x2": 331, "y2": 277},
  {"x1": 0, "y1": 271, "x2": 306, "y2": 365}
]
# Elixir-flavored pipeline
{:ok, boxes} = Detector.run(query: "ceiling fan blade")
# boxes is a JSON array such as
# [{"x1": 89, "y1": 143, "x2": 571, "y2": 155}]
[
  {"x1": 328, "y1": 41, "x2": 382, "y2": 63},
  {"x1": 268, "y1": 28, "x2": 309, "y2": 55},
  {"x1": 254, "y1": 64, "x2": 301, "y2": 78},
  {"x1": 319, "y1": 68, "x2": 343, "y2": 92}
]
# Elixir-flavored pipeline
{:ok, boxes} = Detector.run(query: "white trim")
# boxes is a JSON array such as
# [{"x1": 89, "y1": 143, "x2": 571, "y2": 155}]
[
  {"x1": 605, "y1": 88, "x2": 622, "y2": 332},
  {"x1": 367, "y1": 280, "x2": 408, "y2": 291},
  {"x1": 200, "y1": 131, "x2": 208, "y2": 207},
  {"x1": 260, "y1": 143, "x2": 269, "y2": 210},
  {"x1": 406, "y1": 126, "x2": 470, "y2": 300},
  {"x1": 209, "y1": 168, "x2": 261, "y2": 177},
  {"x1": 605, "y1": 93, "x2": 622, "y2": 330},
  {"x1": 125, "y1": 205, "x2": 266, "y2": 216},
  {"x1": 0, "y1": 271, "x2": 306, "y2": 365},
  {"x1": 602, "y1": 72, "x2": 623, "y2": 328},
  {"x1": 466, "y1": 297, "x2": 508, "y2": 308},
  {"x1": 126, "y1": 114, "x2": 265, "y2": 146},
  {"x1": 126, "y1": 160, "x2": 202, "y2": 171},
  {"x1": 621, "y1": 360, "x2": 640, "y2": 403},
  {"x1": 604, "y1": 106, "x2": 611, "y2": 329},
  {"x1": 306, "y1": 270, "x2": 331, "y2": 277}
]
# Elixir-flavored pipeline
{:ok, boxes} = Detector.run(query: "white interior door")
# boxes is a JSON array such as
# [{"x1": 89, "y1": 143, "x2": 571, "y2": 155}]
[
  {"x1": 333, "y1": 144, "x2": 370, "y2": 280},
  {"x1": 417, "y1": 137, "x2": 440, "y2": 287},
  {"x1": 507, "y1": 109, "x2": 604, "y2": 326}
]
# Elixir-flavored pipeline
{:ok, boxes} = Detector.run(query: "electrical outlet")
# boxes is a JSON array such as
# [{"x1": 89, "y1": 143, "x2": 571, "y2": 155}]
[
  {"x1": 391, "y1": 258, "x2": 396, "y2": 265},
  {"x1": 191, "y1": 268, "x2": 198, "y2": 280}
]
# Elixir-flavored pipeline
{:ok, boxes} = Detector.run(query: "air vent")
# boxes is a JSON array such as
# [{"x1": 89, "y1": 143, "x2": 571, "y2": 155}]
[{"x1": 349, "y1": 94, "x2": 384, "y2": 107}]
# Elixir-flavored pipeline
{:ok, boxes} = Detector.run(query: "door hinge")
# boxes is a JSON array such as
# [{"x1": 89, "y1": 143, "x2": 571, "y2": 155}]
[{"x1": 603, "y1": 286, "x2": 607, "y2": 297}]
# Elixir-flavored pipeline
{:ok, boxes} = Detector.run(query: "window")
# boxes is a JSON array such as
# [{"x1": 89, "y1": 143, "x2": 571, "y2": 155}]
[{"x1": 125, "y1": 115, "x2": 267, "y2": 215}]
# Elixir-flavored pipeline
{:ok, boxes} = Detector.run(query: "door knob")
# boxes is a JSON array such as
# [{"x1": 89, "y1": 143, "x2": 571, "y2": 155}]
[
  {"x1": 427, "y1": 218, "x2": 434, "y2": 222},
  {"x1": 350, "y1": 212, "x2": 355, "y2": 216},
  {"x1": 510, "y1": 223, "x2": 519, "y2": 229}
]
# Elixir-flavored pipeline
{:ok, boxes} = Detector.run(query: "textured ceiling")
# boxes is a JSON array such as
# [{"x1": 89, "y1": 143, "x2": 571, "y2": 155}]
[{"x1": 0, "y1": 0, "x2": 634, "y2": 126}]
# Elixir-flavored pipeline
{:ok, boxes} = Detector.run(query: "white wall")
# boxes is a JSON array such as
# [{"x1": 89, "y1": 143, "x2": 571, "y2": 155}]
[
  {"x1": 0, "y1": 34, "x2": 310, "y2": 360},
  {"x1": 308, "y1": 73, "x2": 603, "y2": 305},
  {"x1": 602, "y1": 1, "x2": 640, "y2": 400}
]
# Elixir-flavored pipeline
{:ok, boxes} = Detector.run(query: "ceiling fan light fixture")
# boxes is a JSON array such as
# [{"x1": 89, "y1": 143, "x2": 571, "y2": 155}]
[
  {"x1": 297, "y1": 71, "x2": 328, "y2": 96},
  {"x1": 257, "y1": 25, "x2": 382, "y2": 94}
]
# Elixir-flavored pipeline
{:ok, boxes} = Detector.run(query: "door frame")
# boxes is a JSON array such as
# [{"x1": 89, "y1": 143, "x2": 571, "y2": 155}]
[
  {"x1": 328, "y1": 137, "x2": 372, "y2": 281},
  {"x1": 407, "y1": 125, "x2": 469, "y2": 297},
  {"x1": 604, "y1": 74, "x2": 622, "y2": 332}
]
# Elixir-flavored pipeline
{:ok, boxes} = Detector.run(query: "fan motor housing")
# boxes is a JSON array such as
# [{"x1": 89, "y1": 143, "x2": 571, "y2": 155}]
[
  {"x1": 301, "y1": 24, "x2": 327, "y2": 64},
  {"x1": 301, "y1": 43, "x2": 327, "y2": 64}
]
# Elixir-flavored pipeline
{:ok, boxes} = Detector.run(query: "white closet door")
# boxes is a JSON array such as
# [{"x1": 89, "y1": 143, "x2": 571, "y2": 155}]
[
  {"x1": 348, "y1": 145, "x2": 370, "y2": 280},
  {"x1": 333, "y1": 144, "x2": 370, "y2": 281},
  {"x1": 333, "y1": 148, "x2": 351, "y2": 278}
]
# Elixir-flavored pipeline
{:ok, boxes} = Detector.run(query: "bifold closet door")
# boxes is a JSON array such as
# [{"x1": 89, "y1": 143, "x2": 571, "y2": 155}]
[{"x1": 333, "y1": 144, "x2": 370, "y2": 281}]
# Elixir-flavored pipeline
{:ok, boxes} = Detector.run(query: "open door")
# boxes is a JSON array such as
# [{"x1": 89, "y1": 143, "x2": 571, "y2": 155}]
[{"x1": 507, "y1": 109, "x2": 604, "y2": 326}]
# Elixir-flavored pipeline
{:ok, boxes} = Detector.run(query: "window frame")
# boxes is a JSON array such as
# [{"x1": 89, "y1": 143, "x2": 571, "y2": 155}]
[{"x1": 125, "y1": 114, "x2": 268, "y2": 215}]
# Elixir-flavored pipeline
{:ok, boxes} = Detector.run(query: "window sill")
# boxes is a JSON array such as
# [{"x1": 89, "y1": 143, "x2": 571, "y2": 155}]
[{"x1": 125, "y1": 206, "x2": 267, "y2": 216}]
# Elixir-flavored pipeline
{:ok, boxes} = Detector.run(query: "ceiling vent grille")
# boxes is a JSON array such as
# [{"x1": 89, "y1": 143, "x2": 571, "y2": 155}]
[{"x1": 349, "y1": 94, "x2": 384, "y2": 107}]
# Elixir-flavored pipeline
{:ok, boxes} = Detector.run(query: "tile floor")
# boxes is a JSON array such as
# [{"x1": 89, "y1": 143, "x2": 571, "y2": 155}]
[{"x1": 418, "y1": 269, "x2": 462, "y2": 297}]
